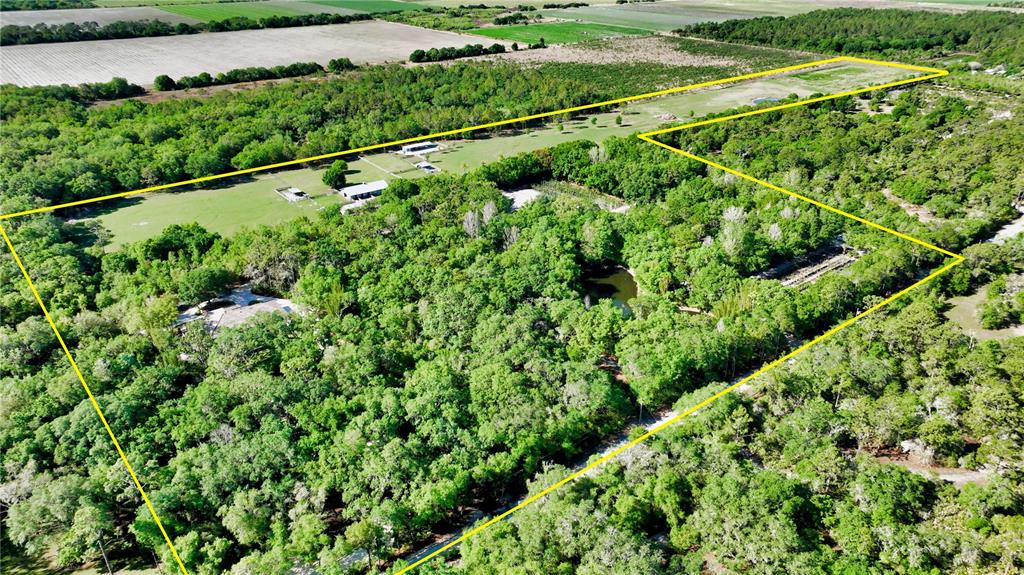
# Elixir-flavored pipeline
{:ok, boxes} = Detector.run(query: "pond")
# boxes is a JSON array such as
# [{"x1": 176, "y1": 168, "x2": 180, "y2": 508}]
[{"x1": 583, "y1": 267, "x2": 638, "y2": 314}]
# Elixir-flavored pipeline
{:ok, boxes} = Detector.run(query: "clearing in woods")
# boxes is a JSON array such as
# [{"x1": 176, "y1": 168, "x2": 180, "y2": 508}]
[{"x1": 91, "y1": 59, "x2": 913, "y2": 245}]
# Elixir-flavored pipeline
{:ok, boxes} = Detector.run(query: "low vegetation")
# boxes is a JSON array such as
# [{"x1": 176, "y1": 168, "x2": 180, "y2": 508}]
[{"x1": 469, "y1": 21, "x2": 651, "y2": 44}]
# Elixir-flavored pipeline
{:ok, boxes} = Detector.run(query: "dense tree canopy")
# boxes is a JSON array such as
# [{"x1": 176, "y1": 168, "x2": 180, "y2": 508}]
[
  {"x1": 677, "y1": 8, "x2": 1024, "y2": 68},
  {"x1": 2, "y1": 35, "x2": 1024, "y2": 575}
]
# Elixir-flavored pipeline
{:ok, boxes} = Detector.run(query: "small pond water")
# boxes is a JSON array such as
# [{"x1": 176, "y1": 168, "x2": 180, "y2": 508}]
[{"x1": 583, "y1": 268, "x2": 638, "y2": 314}]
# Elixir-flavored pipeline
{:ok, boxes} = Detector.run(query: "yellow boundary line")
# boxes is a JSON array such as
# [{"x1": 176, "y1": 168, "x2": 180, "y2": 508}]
[{"x1": 0, "y1": 56, "x2": 958, "y2": 575}]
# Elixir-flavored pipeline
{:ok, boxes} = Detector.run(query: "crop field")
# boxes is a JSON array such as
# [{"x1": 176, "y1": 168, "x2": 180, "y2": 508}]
[
  {"x1": 158, "y1": 1, "x2": 360, "y2": 21},
  {"x1": 468, "y1": 22, "x2": 650, "y2": 44},
  {"x1": 308, "y1": 0, "x2": 423, "y2": 12},
  {"x1": 0, "y1": 21, "x2": 495, "y2": 86},
  {"x1": 0, "y1": 6, "x2": 201, "y2": 25},
  {"x1": 93, "y1": 60, "x2": 910, "y2": 246}
]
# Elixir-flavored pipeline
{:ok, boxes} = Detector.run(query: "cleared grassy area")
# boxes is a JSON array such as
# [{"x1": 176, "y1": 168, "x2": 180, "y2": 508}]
[
  {"x1": 468, "y1": 21, "x2": 650, "y2": 44},
  {"x1": 429, "y1": 62, "x2": 913, "y2": 172},
  {"x1": 95, "y1": 0, "x2": 243, "y2": 6},
  {"x1": 94, "y1": 61, "x2": 912, "y2": 246},
  {"x1": 946, "y1": 285, "x2": 1024, "y2": 340},
  {"x1": 308, "y1": 0, "x2": 422, "y2": 12},
  {"x1": 94, "y1": 155, "x2": 437, "y2": 247},
  {"x1": 97, "y1": 168, "x2": 341, "y2": 249}
]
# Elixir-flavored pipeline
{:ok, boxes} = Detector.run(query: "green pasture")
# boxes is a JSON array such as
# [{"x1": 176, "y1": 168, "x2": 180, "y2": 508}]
[
  {"x1": 308, "y1": 0, "x2": 422, "y2": 12},
  {"x1": 97, "y1": 168, "x2": 341, "y2": 248},
  {"x1": 468, "y1": 21, "x2": 649, "y2": 44},
  {"x1": 158, "y1": 1, "x2": 352, "y2": 21}
]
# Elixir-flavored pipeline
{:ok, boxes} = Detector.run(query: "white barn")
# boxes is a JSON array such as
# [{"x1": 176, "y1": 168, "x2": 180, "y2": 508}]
[
  {"x1": 399, "y1": 141, "x2": 439, "y2": 156},
  {"x1": 340, "y1": 180, "x2": 388, "y2": 201}
]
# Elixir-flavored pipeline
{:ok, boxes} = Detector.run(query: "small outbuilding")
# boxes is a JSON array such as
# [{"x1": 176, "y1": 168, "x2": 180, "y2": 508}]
[
  {"x1": 415, "y1": 161, "x2": 439, "y2": 173},
  {"x1": 399, "y1": 142, "x2": 439, "y2": 156},
  {"x1": 275, "y1": 187, "x2": 308, "y2": 202},
  {"x1": 340, "y1": 180, "x2": 388, "y2": 201}
]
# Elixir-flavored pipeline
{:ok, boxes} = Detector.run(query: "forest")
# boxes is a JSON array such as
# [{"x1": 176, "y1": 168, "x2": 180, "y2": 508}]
[
  {"x1": 4, "y1": 9, "x2": 1024, "y2": 573},
  {"x1": 3, "y1": 54, "x2": 1024, "y2": 573},
  {"x1": 677, "y1": 8, "x2": 1024, "y2": 68}
]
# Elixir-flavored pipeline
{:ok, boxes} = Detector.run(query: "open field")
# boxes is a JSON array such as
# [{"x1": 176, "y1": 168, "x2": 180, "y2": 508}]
[
  {"x1": 93, "y1": 60, "x2": 913, "y2": 246},
  {"x1": 468, "y1": 21, "x2": 650, "y2": 44},
  {"x1": 158, "y1": 0, "x2": 359, "y2": 21},
  {"x1": 0, "y1": 6, "x2": 201, "y2": 25},
  {"x1": 0, "y1": 21, "x2": 500, "y2": 86},
  {"x1": 95, "y1": 168, "x2": 345, "y2": 248},
  {"x1": 308, "y1": 0, "x2": 423, "y2": 11},
  {"x1": 94, "y1": 154, "x2": 437, "y2": 244}
]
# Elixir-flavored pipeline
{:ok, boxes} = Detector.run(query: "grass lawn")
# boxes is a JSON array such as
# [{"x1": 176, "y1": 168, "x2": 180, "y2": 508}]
[
  {"x1": 468, "y1": 22, "x2": 650, "y2": 44},
  {"x1": 95, "y1": 155, "x2": 434, "y2": 247},
  {"x1": 97, "y1": 168, "x2": 343, "y2": 249},
  {"x1": 308, "y1": 0, "x2": 423, "y2": 12}
]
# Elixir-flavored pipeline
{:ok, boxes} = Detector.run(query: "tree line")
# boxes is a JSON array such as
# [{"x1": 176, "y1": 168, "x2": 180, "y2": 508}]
[
  {"x1": 676, "y1": 8, "x2": 1024, "y2": 68},
  {"x1": 0, "y1": 12, "x2": 373, "y2": 46},
  {"x1": 409, "y1": 43, "x2": 507, "y2": 63},
  {"x1": 153, "y1": 57, "x2": 357, "y2": 91},
  {"x1": 0, "y1": 0, "x2": 93, "y2": 8}
]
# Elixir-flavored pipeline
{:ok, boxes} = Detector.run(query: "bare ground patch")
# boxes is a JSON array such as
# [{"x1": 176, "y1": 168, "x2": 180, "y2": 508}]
[{"x1": 481, "y1": 35, "x2": 743, "y2": 68}]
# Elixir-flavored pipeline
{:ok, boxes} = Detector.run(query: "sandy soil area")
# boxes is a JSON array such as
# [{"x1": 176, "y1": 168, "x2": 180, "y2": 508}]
[
  {"x1": 485, "y1": 35, "x2": 743, "y2": 67},
  {"x1": 0, "y1": 6, "x2": 200, "y2": 26},
  {"x1": 1, "y1": 21, "x2": 504, "y2": 86}
]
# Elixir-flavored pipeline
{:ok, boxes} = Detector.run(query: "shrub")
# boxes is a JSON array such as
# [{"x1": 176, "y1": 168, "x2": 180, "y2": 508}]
[{"x1": 153, "y1": 75, "x2": 177, "y2": 92}]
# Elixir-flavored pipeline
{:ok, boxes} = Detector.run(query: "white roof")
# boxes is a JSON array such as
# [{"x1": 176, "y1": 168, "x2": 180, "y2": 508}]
[
  {"x1": 503, "y1": 188, "x2": 542, "y2": 211},
  {"x1": 341, "y1": 180, "x2": 388, "y2": 195}
]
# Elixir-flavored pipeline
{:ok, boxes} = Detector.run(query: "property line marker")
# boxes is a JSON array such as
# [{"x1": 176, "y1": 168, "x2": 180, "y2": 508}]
[{"x1": 0, "y1": 56, "x2": 956, "y2": 575}]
